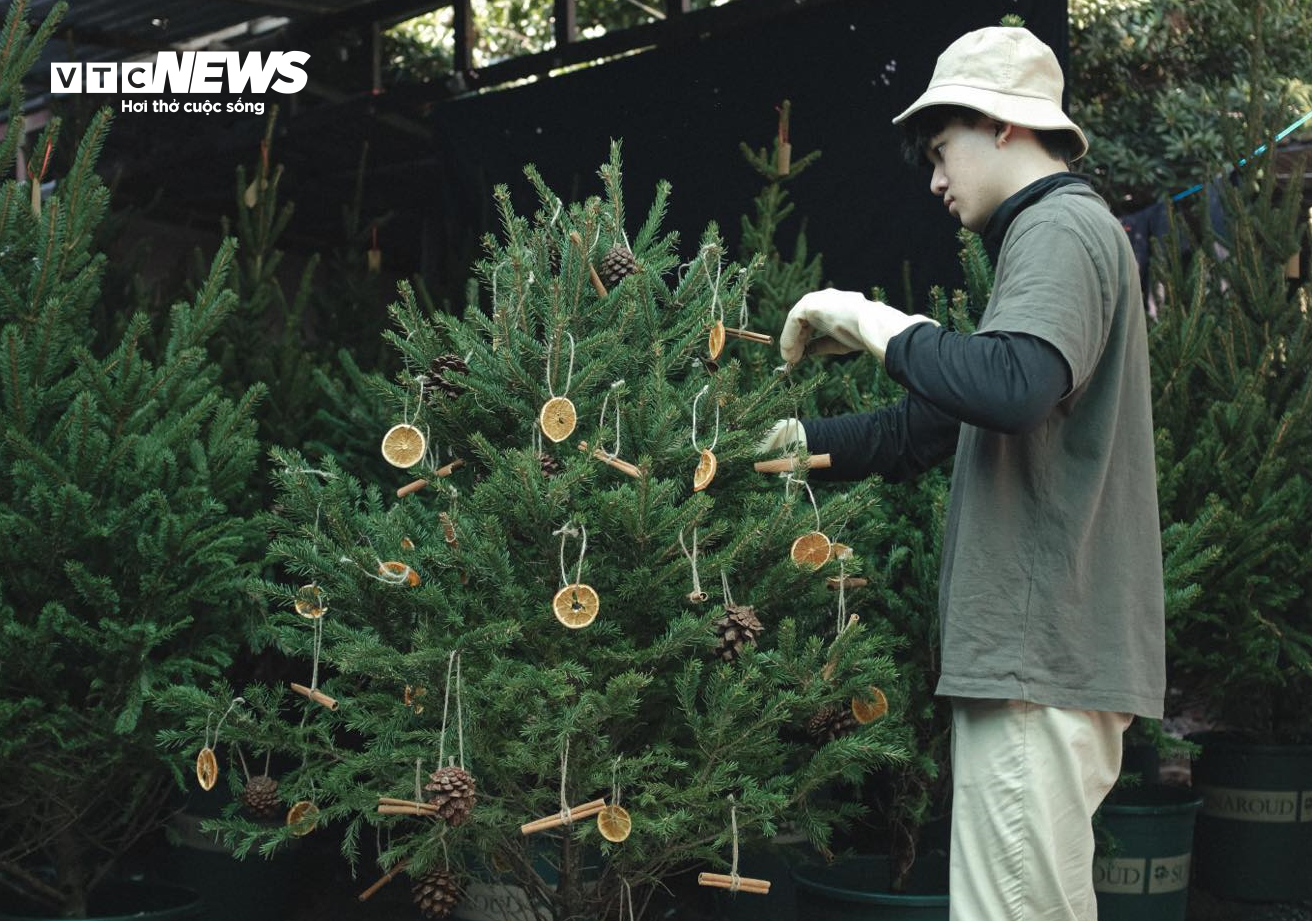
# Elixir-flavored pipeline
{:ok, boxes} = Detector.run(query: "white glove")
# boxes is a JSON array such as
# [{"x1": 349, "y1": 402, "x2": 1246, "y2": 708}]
[
  {"x1": 756, "y1": 418, "x2": 807, "y2": 456},
  {"x1": 779, "y1": 289, "x2": 938, "y2": 365}
]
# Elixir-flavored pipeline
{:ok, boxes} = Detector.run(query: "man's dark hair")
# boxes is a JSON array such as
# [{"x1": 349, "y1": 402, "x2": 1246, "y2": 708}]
[{"x1": 899, "y1": 104, "x2": 1081, "y2": 168}]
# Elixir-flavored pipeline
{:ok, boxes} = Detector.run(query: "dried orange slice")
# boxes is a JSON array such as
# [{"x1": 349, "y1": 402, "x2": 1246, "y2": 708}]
[
  {"x1": 708, "y1": 321, "x2": 726, "y2": 360},
  {"x1": 596, "y1": 804, "x2": 632, "y2": 842},
  {"x1": 404, "y1": 684, "x2": 427, "y2": 714},
  {"x1": 790, "y1": 531, "x2": 832, "y2": 569},
  {"x1": 379, "y1": 561, "x2": 421, "y2": 587},
  {"x1": 539, "y1": 396, "x2": 578, "y2": 443},
  {"x1": 294, "y1": 583, "x2": 326, "y2": 619},
  {"x1": 553, "y1": 583, "x2": 600, "y2": 629},
  {"x1": 851, "y1": 686, "x2": 889, "y2": 724},
  {"x1": 692, "y1": 449, "x2": 717, "y2": 492},
  {"x1": 196, "y1": 747, "x2": 218, "y2": 791},
  {"x1": 381, "y1": 423, "x2": 426, "y2": 468},
  {"x1": 286, "y1": 800, "x2": 320, "y2": 836}
]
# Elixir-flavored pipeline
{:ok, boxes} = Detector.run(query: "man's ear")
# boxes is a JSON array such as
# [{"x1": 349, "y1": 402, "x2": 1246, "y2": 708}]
[{"x1": 994, "y1": 122, "x2": 1016, "y2": 147}]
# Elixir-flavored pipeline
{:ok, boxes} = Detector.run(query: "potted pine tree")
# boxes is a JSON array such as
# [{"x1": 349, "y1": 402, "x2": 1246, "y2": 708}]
[
  {"x1": 157, "y1": 142, "x2": 911, "y2": 921},
  {"x1": 1147, "y1": 91, "x2": 1312, "y2": 901},
  {"x1": 0, "y1": 4, "x2": 265, "y2": 917}
]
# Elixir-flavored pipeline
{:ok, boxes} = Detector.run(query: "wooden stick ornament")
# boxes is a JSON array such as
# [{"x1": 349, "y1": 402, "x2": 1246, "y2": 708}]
[
  {"x1": 521, "y1": 738, "x2": 607, "y2": 834},
  {"x1": 359, "y1": 858, "x2": 410, "y2": 902},
  {"x1": 753, "y1": 453, "x2": 832, "y2": 475},
  {"x1": 570, "y1": 229, "x2": 609, "y2": 298},
  {"x1": 578, "y1": 381, "x2": 640, "y2": 478},
  {"x1": 698, "y1": 796, "x2": 771, "y2": 895},
  {"x1": 289, "y1": 602, "x2": 336, "y2": 710}
]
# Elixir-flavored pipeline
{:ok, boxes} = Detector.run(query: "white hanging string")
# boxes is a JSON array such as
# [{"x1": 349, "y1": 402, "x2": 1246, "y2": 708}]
[
  {"x1": 785, "y1": 473, "x2": 823, "y2": 533},
  {"x1": 456, "y1": 653, "x2": 465, "y2": 769},
  {"x1": 546, "y1": 331, "x2": 576, "y2": 399},
  {"x1": 678, "y1": 525, "x2": 704, "y2": 599},
  {"x1": 702, "y1": 245, "x2": 725, "y2": 324},
  {"x1": 558, "y1": 737, "x2": 572, "y2": 824},
  {"x1": 720, "y1": 568, "x2": 736, "y2": 609},
  {"x1": 691, "y1": 385, "x2": 720, "y2": 452},
  {"x1": 554, "y1": 523, "x2": 588, "y2": 588},
  {"x1": 620, "y1": 878, "x2": 635, "y2": 921},
  {"x1": 611, "y1": 755, "x2": 623, "y2": 808},
  {"x1": 414, "y1": 756, "x2": 424, "y2": 804},
  {"x1": 737, "y1": 266, "x2": 752, "y2": 328},
  {"x1": 402, "y1": 378, "x2": 426, "y2": 427},
  {"x1": 204, "y1": 697, "x2": 245, "y2": 750},
  {"x1": 837, "y1": 556, "x2": 850, "y2": 635},
  {"x1": 598, "y1": 380, "x2": 626, "y2": 460},
  {"x1": 309, "y1": 616, "x2": 325, "y2": 691},
  {"x1": 437, "y1": 650, "x2": 466, "y2": 770},
  {"x1": 728, "y1": 794, "x2": 742, "y2": 893}
]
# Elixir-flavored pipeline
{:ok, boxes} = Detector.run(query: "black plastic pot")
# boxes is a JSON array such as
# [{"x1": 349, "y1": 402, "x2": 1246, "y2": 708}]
[
  {"x1": 0, "y1": 879, "x2": 201, "y2": 921},
  {"x1": 1093, "y1": 783, "x2": 1202, "y2": 921},
  {"x1": 791, "y1": 853, "x2": 949, "y2": 921},
  {"x1": 1191, "y1": 731, "x2": 1312, "y2": 901}
]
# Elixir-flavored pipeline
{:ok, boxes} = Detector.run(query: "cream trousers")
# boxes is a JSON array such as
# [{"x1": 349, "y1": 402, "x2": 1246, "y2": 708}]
[{"x1": 949, "y1": 698, "x2": 1133, "y2": 921}]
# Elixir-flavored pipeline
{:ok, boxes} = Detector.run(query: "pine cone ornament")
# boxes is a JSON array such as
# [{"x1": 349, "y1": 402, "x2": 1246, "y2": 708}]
[
  {"x1": 411, "y1": 868, "x2": 464, "y2": 920},
  {"x1": 807, "y1": 705, "x2": 859, "y2": 744},
  {"x1": 239, "y1": 775, "x2": 281, "y2": 819},
  {"x1": 422, "y1": 354, "x2": 469, "y2": 399},
  {"x1": 597, "y1": 244, "x2": 639, "y2": 290},
  {"x1": 538, "y1": 452, "x2": 562, "y2": 478},
  {"x1": 713, "y1": 604, "x2": 763, "y2": 662},
  {"x1": 424, "y1": 765, "x2": 477, "y2": 826}
]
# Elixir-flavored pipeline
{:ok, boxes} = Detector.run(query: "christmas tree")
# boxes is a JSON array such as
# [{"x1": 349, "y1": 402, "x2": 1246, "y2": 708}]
[
  {"x1": 1148, "y1": 108, "x2": 1312, "y2": 740},
  {"x1": 159, "y1": 143, "x2": 911, "y2": 920},
  {"x1": 0, "y1": 3, "x2": 265, "y2": 915}
]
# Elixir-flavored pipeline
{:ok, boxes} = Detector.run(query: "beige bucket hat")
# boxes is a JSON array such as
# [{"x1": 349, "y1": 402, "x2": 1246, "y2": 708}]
[{"x1": 892, "y1": 26, "x2": 1088, "y2": 161}]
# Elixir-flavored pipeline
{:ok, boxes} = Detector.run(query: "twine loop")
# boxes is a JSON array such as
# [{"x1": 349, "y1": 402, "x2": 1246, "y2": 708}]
[
  {"x1": 678, "y1": 525, "x2": 704, "y2": 598},
  {"x1": 691, "y1": 385, "x2": 720, "y2": 452},
  {"x1": 546, "y1": 331, "x2": 576, "y2": 399},
  {"x1": 553, "y1": 524, "x2": 588, "y2": 588}
]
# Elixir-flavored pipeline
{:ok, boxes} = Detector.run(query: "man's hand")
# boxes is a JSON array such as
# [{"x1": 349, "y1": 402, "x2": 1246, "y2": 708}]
[
  {"x1": 779, "y1": 289, "x2": 938, "y2": 365},
  {"x1": 756, "y1": 418, "x2": 807, "y2": 456}
]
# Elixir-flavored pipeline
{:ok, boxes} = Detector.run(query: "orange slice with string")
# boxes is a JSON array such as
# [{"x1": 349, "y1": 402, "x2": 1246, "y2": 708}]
[
  {"x1": 597, "y1": 804, "x2": 632, "y2": 842},
  {"x1": 553, "y1": 583, "x2": 600, "y2": 628},
  {"x1": 790, "y1": 531, "x2": 832, "y2": 569},
  {"x1": 381, "y1": 423, "x2": 426, "y2": 468},
  {"x1": 379, "y1": 561, "x2": 421, "y2": 587},
  {"x1": 294, "y1": 583, "x2": 326, "y2": 619},
  {"x1": 286, "y1": 801, "x2": 320, "y2": 836},
  {"x1": 851, "y1": 686, "x2": 890, "y2": 724},
  {"x1": 539, "y1": 397, "x2": 578, "y2": 443},
  {"x1": 708, "y1": 321, "x2": 726, "y2": 360},
  {"x1": 196, "y1": 747, "x2": 218, "y2": 791},
  {"x1": 692, "y1": 449, "x2": 717, "y2": 492}
]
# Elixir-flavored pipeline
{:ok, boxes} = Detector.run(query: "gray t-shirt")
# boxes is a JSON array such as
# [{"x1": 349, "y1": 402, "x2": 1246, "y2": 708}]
[{"x1": 936, "y1": 184, "x2": 1165, "y2": 719}]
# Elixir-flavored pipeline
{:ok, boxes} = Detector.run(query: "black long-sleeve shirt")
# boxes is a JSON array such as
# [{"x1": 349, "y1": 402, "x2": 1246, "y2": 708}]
[{"x1": 801, "y1": 323, "x2": 1071, "y2": 482}]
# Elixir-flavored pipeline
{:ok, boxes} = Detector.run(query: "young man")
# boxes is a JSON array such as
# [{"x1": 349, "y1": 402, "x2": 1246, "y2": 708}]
[{"x1": 762, "y1": 26, "x2": 1165, "y2": 921}]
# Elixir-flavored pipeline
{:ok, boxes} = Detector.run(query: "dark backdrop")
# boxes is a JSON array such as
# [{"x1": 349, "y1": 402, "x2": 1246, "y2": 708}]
[{"x1": 425, "y1": 0, "x2": 1069, "y2": 305}]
